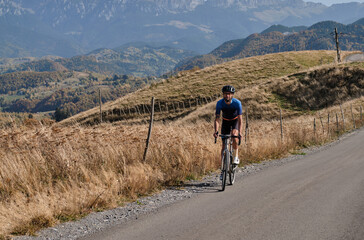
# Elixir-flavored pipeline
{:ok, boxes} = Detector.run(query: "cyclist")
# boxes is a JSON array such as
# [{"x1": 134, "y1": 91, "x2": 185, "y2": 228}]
[{"x1": 214, "y1": 85, "x2": 243, "y2": 178}]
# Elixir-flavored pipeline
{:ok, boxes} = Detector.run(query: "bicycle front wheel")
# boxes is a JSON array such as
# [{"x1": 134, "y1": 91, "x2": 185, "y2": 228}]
[
  {"x1": 229, "y1": 155, "x2": 236, "y2": 185},
  {"x1": 221, "y1": 150, "x2": 228, "y2": 191}
]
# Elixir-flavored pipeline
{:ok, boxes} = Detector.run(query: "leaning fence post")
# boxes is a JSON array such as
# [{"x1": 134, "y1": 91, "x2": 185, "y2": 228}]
[
  {"x1": 172, "y1": 102, "x2": 176, "y2": 112},
  {"x1": 143, "y1": 97, "x2": 155, "y2": 162}
]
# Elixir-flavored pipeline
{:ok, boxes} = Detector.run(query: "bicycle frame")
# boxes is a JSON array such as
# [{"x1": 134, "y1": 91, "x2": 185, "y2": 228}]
[
  {"x1": 215, "y1": 133, "x2": 241, "y2": 191},
  {"x1": 218, "y1": 134, "x2": 237, "y2": 191}
]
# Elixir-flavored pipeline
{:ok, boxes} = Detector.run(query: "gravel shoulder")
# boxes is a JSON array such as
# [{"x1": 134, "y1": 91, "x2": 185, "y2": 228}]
[{"x1": 15, "y1": 128, "x2": 362, "y2": 240}]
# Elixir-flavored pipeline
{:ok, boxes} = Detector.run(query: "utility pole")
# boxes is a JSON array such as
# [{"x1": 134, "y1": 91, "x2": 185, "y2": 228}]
[
  {"x1": 335, "y1": 28, "x2": 341, "y2": 63},
  {"x1": 99, "y1": 88, "x2": 102, "y2": 123}
]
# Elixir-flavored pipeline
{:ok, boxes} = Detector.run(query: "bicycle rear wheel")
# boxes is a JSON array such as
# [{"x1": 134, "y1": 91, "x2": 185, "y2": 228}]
[
  {"x1": 229, "y1": 155, "x2": 236, "y2": 185},
  {"x1": 221, "y1": 150, "x2": 228, "y2": 191}
]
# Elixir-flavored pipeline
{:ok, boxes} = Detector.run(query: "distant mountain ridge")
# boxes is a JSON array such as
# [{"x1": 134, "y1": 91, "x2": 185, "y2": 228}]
[
  {"x1": 0, "y1": 44, "x2": 196, "y2": 77},
  {"x1": 1, "y1": 0, "x2": 364, "y2": 57},
  {"x1": 175, "y1": 18, "x2": 364, "y2": 71}
]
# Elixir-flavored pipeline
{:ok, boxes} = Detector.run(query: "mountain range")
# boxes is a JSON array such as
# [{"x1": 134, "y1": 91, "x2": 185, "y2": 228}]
[
  {"x1": 175, "y1": 18, "x2": 364, "y2": 71},
  {"x1": 1, "y1": 0, "x2": 364, "y2": 58}
]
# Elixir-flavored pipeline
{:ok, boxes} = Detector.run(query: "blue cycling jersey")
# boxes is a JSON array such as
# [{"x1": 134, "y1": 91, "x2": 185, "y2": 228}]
[{"x1": 216, "y1": 98, "x2": 242, "y2": 120}]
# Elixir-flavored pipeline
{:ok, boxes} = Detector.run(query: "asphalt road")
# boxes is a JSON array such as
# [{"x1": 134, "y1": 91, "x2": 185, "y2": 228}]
[{"x1": 82, "y1": 129, "x2": 364, "y2": 240}]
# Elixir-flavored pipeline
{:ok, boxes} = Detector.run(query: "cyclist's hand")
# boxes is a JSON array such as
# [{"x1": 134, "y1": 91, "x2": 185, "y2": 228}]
[{"x1": 213, "y1": 131, "x2": 218, "y2": 138}]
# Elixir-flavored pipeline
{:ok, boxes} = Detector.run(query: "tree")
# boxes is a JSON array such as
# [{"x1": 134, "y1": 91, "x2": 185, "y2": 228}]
[{"x1": 53, "y1": 107, "x2": 70, "y2": 122}]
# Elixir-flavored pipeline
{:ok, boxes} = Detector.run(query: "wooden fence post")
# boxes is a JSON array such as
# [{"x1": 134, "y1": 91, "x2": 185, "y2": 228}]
[
  {"x1": 336, "y1": 113, "x2": 339, "y2": 134},
  {"x1": 143, "y1": 97, "x2": 155, "y2": 162},
  {"x1": 245, "y1": 106, "x2": 249, "y2": 143},
  {"x1": 280, "y1": 108, "x2": 283, "y2": 141},
  {"x1": 340, "y1": 104, "x2": 345, "y2": 130},
  {"x1": 360, "y1": 105, "x2": 363, "y2": 124},
  {"x1": 99, "y1": 88, "x2": 102, "y2": 123},
  {"x1": 136, "y1": 105, "x2": 141, "y2": 115},
  {"x1": 327, "y1": 113, "x2": 330, "y2": 137},
  {"x1": 314, "y1": 118, "x2": 316, "y2": 141}
]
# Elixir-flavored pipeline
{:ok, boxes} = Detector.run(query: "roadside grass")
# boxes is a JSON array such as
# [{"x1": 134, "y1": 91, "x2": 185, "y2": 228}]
[{"x1": 1, "y1": 97, "x2": 364, "y2": 237}]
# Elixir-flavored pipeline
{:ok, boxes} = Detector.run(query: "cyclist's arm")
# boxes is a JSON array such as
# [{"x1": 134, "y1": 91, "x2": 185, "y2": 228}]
[
  {"x1": 238, "y1": 114, "x2": 243, "y2": 136},
  {"x1": 214, "y1": 114, "x2": 220, "y2": 138}
]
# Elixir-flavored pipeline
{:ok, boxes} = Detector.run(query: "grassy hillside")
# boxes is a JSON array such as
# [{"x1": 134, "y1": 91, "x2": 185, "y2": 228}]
[
  {"x1": 63, "y1": 50, "x2": 347, "y2": 125},
  {"x1": 176, "y1": 19, "x2": 364, "y2": 71},
  {"x1": 2, "y1": 50, "x2": 364, "y2": 238}
]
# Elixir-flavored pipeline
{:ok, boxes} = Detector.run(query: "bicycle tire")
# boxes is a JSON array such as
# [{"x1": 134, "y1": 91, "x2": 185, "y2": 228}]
[
  {"x1": 221, "y1": 150, "x2": 228, "y2": 191},
  {"x1": 229, "y1": 154, "x2": 236, "y2": 185}
]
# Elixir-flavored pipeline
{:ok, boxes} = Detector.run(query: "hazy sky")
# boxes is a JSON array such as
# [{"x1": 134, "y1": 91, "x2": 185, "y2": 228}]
[{"x1": 305, "y1": 0, "x2": 364, "y2": 6}]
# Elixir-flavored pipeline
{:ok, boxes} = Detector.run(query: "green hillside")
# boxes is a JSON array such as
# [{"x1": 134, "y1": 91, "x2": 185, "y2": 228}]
[
  {"x1": 0, "y1": 71, "x2": 156, "y2": 120},
  {"x1": 261, "y1": 25, "x2": 307, "y2": 34},
  {"x1": 1, "y1": 44, "x2": 197, "y2": 77}
]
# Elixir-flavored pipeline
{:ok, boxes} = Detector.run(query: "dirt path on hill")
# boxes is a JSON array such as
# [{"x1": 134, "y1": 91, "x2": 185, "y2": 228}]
[{"x1": 345, "y1": 53, "x2": 364, "y2": 62}]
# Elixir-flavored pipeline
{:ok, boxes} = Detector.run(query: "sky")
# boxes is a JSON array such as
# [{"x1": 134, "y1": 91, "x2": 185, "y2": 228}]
[{"x1": 305, "y1": 0, "x2": 364, "y2": 5}]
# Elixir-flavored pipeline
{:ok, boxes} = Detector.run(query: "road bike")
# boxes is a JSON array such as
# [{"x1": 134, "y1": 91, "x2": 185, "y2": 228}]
[{"x1": 215, "y1": 134, "x2": 241, "y2": 191}]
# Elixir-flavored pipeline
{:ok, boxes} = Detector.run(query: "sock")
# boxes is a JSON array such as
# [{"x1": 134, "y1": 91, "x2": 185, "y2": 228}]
[{"x1": 233, "y1": 148, "x2": 239, "y2": 159}]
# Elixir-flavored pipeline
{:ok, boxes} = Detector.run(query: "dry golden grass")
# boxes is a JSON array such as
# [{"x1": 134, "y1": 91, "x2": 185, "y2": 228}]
[
  {"x1": 0, "y1": 121, "x2": 220, "y2": 236},
  {"x1": 1, "y1": 51, "x2": 363, "y2": 237},
  {"x1": 62, "y1": 50, "x2": 345, "y2": 125},
  {"x1": 1, "y1": 97, "x2": 364, "y2": 237}
]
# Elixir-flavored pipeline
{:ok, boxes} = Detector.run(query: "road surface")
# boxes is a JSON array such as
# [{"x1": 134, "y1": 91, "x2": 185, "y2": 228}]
[{"x1": 81, "y1": 129, "x2": 364, "y2": 240}]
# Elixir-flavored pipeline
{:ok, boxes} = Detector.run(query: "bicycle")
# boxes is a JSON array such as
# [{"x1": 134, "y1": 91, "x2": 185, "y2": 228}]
[{"x1": 215, "y1": 134, "x2": 241, "y2": 191}]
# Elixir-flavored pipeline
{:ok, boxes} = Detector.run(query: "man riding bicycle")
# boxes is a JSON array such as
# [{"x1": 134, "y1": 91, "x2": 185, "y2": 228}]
[{"x1": 214, "y1": 85, "x2": 243, "y2": 178}]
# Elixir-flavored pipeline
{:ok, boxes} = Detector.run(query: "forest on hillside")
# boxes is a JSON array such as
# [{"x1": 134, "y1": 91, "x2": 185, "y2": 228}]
[{"x1": 0, "y1": 71, "x2": 157, "y2": 121}]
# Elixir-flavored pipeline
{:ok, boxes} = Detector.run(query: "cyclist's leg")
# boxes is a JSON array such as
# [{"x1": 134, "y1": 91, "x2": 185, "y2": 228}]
[
  {"x1": 231, "y1": 120, "x2": 240, "y2": 164},
  {"x1": 220, "y1": 119, "x2": 231, "y2": 156}
]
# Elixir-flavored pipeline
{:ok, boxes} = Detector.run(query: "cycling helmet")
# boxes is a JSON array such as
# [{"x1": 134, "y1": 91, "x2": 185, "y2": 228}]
[{"x1": 222, "y1": 85, "x2": 235, "y2": 93}]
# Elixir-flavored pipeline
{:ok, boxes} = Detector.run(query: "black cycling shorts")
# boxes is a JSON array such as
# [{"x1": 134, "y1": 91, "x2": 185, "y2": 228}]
[{"x1": 221, "y1": 118, "x2": 239, "y2": 135}]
